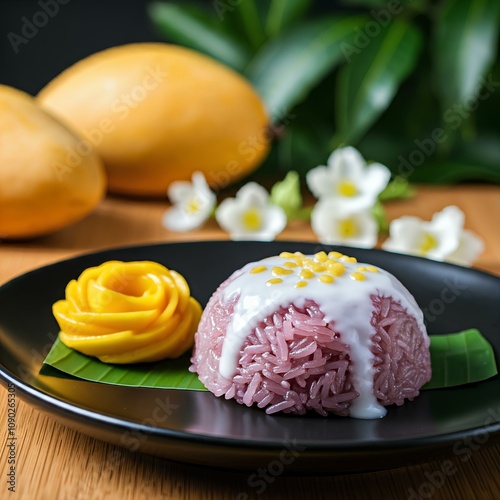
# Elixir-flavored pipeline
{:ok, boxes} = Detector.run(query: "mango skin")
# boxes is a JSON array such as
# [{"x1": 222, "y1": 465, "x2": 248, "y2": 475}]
[
  {"x1": 0, "y1": 85, "x2": 106, "y2": 239},
  {"x1": 37, "y1": 43, "x2": 270, "y2": 197}
]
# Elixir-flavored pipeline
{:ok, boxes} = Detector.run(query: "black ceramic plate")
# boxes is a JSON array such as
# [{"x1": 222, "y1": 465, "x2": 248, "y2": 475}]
[{"x1": 1, "y1": 241, "x2": 499, "y2": 473}]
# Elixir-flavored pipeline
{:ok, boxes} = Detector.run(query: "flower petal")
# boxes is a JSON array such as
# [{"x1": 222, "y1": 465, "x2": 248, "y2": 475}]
[
  {"x1": 307, "y1": 147, "x2": 390, "y2": 206},
  {"x1": 306, "y1": 165, "x2": 332, "y2": 199},
  {"x1": 164, "y1": 172, "x2": 216, "y2": 232},
  {"x1": 359, "y1": 162, "x2": 392, "y2": 199},
  {"x1": 192, "y1": 171, "x2": 214, "y2": 198},
  {"x1": 382, "y1": 216, "x2": 426, "y2": 255},
  {"x1": 259, "y1": 205, "x2": 287, "y2": 239},
  {"x1": 425, "y1": 206, "x2": 464, "y2": 259},
  {"x1": 348, "y1": 212, "x2": 378, "y2": 248},
  {"x1": 167, "y1": 181, "x2": 194, "y2": 204},
  {"x1": 431, "y1": 205, "x2": 465, "y2": 231},
  {"x1": 447, "y1": 230, "x2": 484, "y2": 266},
  {"x1": 215, "y1": 184, "x2": 287, "y2": 241},
  {"x1": 327, "y1": 146, "x2": 366, "y2": 180},
  {"x1": 235, "y1": 182, "x2": 269, "y2": 206},
  {"x1": 382, "y1": 206, "x2": 483, "y2": 267},
  {"x1": 215, "y1": 198, "x2": 240, "y2": 233},
  {"x1": 162, "y1": 206, "x2": 208, "y2": 232},
  {"x1": 311, "y1": 199, "x2": 377, "y2": 248}
]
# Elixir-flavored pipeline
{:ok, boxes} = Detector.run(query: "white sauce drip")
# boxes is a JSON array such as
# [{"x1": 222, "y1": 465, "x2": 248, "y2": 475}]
[{"x1": 218, "y1": 253, "x2": 428, "y2": 419}]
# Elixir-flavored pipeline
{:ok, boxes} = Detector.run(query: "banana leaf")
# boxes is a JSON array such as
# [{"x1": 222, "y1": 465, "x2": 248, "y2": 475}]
[
  {"x1": 42, "y1": 338, "x2": 207, "y2": 391},
  {"x1": 43, "y1": 329, "x2": 497, "y2": 391},
  {"x1": 423, "y1": 329, "x2": 498, "y2": 390}
]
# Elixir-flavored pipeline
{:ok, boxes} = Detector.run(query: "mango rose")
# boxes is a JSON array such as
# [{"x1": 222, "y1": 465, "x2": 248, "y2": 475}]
[{"x1": 52, "y1": 261, "x2": 202, "y2": 363}]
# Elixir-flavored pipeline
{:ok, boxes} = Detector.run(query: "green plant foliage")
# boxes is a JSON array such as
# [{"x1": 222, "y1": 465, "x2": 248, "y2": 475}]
[
  {"x1": 43, "y1": 337, "x2": 207, "y2": 390},
  {"x1": 409, "y1": 162, "x2": 500, "y2": 184},
  {"x1": 433, "y1": 0, "x2": 500, "y2": 113},
  {"x1": 334, "y1": 19, "x2": 422, "y2": 145},
  {"x1": 43, "y1": 330, "x2": 497, "y2": 392},
  {"x1": 148, "y1": 1, "x2": 251, "y2": 71},
  {"x1": 265, "y1": 0, "x2": 312, "y2": 38},
  {"x1": 371, "y1": 200, "x2": 389, "y2": 233},
  {"x1": 423, "y1": 329, "x2": 498, "y2": 390},
  {"x1": 148, "y1": 0, "x2": 500, "y2": 184},
  {"x1": 378, "y1": 177, "x2": 414, "y2": 201},
  {"x1": 247, "y1": 15, "x2": 366, "y2": 118},
  {"x1": 270, "y1": 170, "x2": 302, "y2": 218}
]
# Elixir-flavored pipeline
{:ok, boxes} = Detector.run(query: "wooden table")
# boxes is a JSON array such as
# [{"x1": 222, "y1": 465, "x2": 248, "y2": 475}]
[{"x1": 1, "y1": 184, "x2": 499, "y2": 500}]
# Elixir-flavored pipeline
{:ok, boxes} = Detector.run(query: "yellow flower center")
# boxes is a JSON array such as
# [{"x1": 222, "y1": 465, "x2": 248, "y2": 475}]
[
  {"x1": 338, "y1": 217, "x2": 357, "y2": 238},
  {"x1": 186, "y1": 197, "x2": 201, "y2": 214},
  {"x1": 337, "y1": 180, "x2": 358, "y2": 197},
  {"x1": 242, "y1": 208, "x2": 262, "y2": 231},
  {"x1": 419, "y1": 233, "x2": 438, "y2": 254}
]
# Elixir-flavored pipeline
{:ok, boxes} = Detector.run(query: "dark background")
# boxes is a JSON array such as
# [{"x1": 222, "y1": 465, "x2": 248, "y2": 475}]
[
  {"x1": 0, "y1": 0, "x2": 337, "y2": 95},
  {"x1": 0, "y1": 0, "x2": 164, "y2": 94}
]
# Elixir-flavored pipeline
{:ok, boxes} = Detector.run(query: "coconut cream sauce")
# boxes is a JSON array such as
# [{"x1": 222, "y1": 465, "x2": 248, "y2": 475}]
[{"x1": 218, "y1": 252, "x2": 428, "y2": 419}]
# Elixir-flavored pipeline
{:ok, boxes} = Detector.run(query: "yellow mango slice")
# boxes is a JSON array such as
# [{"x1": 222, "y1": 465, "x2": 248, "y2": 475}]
[{"x1": 52, "y1": 260, "x2": 201, "y2": 363}]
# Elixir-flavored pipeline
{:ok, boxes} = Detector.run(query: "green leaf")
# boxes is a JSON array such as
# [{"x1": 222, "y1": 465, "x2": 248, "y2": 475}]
[
  {"x1": 265, "y1": 0, "x2": 312, "y2": 38},
  {"x1": 423, "y1": 329, "x2": 498, "y2": 390},
  {"x1": 452, "y1": 134, "x2": 500, "y2": 174},
  {"x1": 273, "y1": 70, "x2": 336, "y2": 175},
  {"x1": 335, "y1": 19, "x2": 423, "y2": 145},
  {"x1": 147, "y1": 1, "x2": 251, "y2": 71},
  {"x1": 270, "y1": 171, "x2": 303, "y2": 219},
  {"x1": 433, "y1": 0, "x2": 500, "y2": 111},
  {"x1": 343, "y1": 0, "x2": 427, "y2": 11},
  {"x1": 42, "y1": 337, "x2": 207, "y2": 391},
  {"x1": 356, "y1": 130, "x2": 413, "y2": 173},
  {"x1": 235, "y1": 0, "x2": 268, "y2": 49},
  {"x1": 247, "y1": 15, "x2": 366, "y2": 120},
  {"x1": 342, "y1": 0, "x2": 390, "y2": 7},
  {"x1": 476, "y1": 64, "x2": 500, "y2": 132},
  {"x1": 356, "y1": 59, "x2": 440, "y2": 173},
  {"x1": 409, "y1": 161, "x2": 500, "y2": 184},
  {"x1": 378, "y1": 177, "x2": 414, "y2": 202},
  {"x1": 371, "y1": 200, "x2": 389, "y2": 233},
  {"x1": 277, "y1": 120, "x2": 334, "y2": 175},
  {"x1": 43, "y1": 330, "x2": 497, "y2": 393}
]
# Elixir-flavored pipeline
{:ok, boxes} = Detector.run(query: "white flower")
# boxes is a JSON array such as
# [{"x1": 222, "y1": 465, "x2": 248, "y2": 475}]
[
  {"x1": 382, "y1": 205, "x2": 484, "y2": 266},
  {"x1": 216, "y1": 182, "x2": 287, "y2": 241},
  {"x1": 311, "y1": 198, "x2": 378, "y2": 248},
  {"x1": 306, "y1": 146, "x2": 391, "y2": 208},
  {"x1": 162, "y1": 172, "x2": 216, "y2": 232}
]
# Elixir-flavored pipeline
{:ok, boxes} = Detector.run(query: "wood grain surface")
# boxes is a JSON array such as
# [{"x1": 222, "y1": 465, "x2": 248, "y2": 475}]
[{"x1": 1, "y1": 184, "x2": 499, "y2": 500}]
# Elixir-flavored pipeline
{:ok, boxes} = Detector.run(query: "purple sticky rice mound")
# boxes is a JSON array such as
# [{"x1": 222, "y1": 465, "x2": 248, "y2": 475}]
[{"x1": 190, "y1": 277, "x2": 432, "y2": 417}]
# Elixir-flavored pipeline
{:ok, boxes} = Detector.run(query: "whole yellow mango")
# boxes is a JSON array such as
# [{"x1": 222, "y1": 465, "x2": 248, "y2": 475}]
[
  {"x1": 37, "y1": 43, "x2": 270, "y2": 197},
  {"x1": 0, "y1": 85, "x2": 106, "y2": 239}
]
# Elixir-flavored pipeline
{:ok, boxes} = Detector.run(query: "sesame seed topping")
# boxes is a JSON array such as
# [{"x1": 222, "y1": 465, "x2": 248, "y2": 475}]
[
  {"x1": 327, "y1": 262, "x2": 345, "y2": 276},
  {"x1": 328, "y1": 251, "x2": 343, "y2": 259},
  {"x1": 319, "y1": 274, "x2": 335, "y2": 284},
  {"x1": 300, "y1": 269, "x2": 315, "y2": 280},
  {"x1": 314, "y1": 251, "x2": 328, "y2": 262},
  {"x1": 266, "y1": 278, "x2": 283, "y2": 286},
  {"x1": 250, "y1": 265, "x2": 267, "y2": 274},
  {"x1": 350, "y1": 271, "x2": 366, "y2": 281},
  {"x1": 272, "y1": 267, "x2": 294, "y2": 276},
  {"x1": 341, "y1": 256, "x2": 357, "y2": 263}
]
